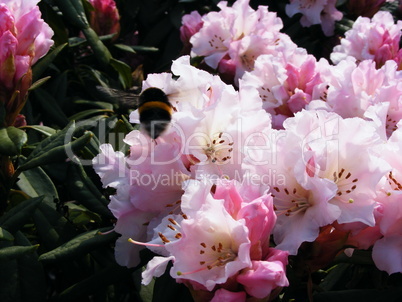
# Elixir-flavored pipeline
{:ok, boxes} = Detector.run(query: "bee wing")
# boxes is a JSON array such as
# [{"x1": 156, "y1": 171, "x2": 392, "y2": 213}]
[{"x1": 95, "y1": 86, "x2": 140, "y2": 110}]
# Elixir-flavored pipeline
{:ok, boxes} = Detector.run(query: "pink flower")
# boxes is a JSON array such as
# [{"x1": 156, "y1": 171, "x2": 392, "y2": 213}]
[
  {"x1": 88, "y1": 0, "x2": 120, "y2": 37},
  {"x1": 240, "y1": 49, "x2": 325, "y2": 128},
  {"x1": 243, "y1": 128, "x2": 340, "y2": 254},
  {"x1": 372, "y1": 191, "x2": 402, "y2": 274},
  {"x1": 284, "y1": 110, "x2": 390, "y2": 226},
  {"x1": 309, "y1": 58, "x2": 402, "y2": 137},
  {"x1": 0, "y1": 0, "x2": 53, "y2": 126},
  {"x1": 140, "y1": 179, "x2": 288, "y2": 299},
  {"x1": 92, "y1": 138, "x2": 190, "y2": 267},
  {"x1": 370, "y1": 123, "x2": 402, "y2": 274},
  {"x1": 237, "y1": 249, "x2": 289, "y2": 299},
  {"x1": 331, "y1": 11, "x2": 402, "y2": 68},
  {"x1": 188, "y1": 0, "x2": 297, "y2": 84},
  {"x1": 132, "y1": 56, "x2": 272, "y2": 181},
  {"x1": 286, "y1": 0, "x2": 342, "y2": 36},
  {"x1": 180, "y1": 11, "x2": 203, "y2": 53},
  {"x1": 211, "y1": 289, "x2": 246, "y2": 301}
]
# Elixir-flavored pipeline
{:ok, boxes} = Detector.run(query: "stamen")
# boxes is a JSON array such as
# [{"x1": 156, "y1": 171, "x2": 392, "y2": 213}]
[{"x1": 128, "y1": 238, "x2": 164, "y2": 248}]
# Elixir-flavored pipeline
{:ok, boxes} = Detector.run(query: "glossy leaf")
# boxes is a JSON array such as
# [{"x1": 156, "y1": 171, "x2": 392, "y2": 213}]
[
  {"x1": 17, "y1": 122, "x2": 93, "y2": 172},
  {"x1": 20, "y1": 125, "x2": 57, "y2": 137},
  {"x1": 54, "y1": 0, "x2": 89, "y2": 28},
  {"x1": 32, "y1": 43, "x2": 68, "y2": 82},
  {"x1": 0, "y1": 232, "x2": 46, "y2": 302},
  {"x1": 0, "y1": 227, "x2": 14, "y2": 241},
  {"x1": 68, "y1": 109, "x2": 113, "y2": 121},
  {"x1": 38, "y1": 227, "x2": 118, "y2": 263},
  {"x1": 28, "y1": 76, "x2": 51, "y2": 91},
  {"x1": 0, "y1": 127, "x2": 27, "y2": 156},
  {"x1": 66, "y1": 163, "x2": 111, "y2": 217},
  {"x1": 17, "y1": 165, "x2": 59, "y2": 208},
  {"x1": 0, "y1": 196, "x2": 44, "y2": 234},
  {"x1": 109, "y1": 58, "x2": 133, "y2": 89},
  {"x1": 0, "y1": 245, "x2": 39, "y2": 262},
  {"x1": 33, "y1": 203, "x2": 77, "y2": 250}
]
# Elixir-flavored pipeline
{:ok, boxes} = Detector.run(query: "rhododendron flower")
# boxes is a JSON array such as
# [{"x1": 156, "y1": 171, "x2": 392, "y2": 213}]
[
  {"x1": 285, "y1": 0, "x2": 342, "y2": 36},
  {"x1": 243, "y1": 127, "x2": 340, "y2": 254},
  {"x1": 372, "y1": 190, "x2": 402, "y2": 274},
  {"x1": 92, "y1": 138, "x2": 190, "y2": 267},
  {"x1": 0, "y1": 0, "x2": 53, "y2": 126},
  {"x1": 369, "y1": 123, "x2": 402, "y2": 274},
  {"x1": 141, "y1": 179, "x2": 288, "y2": 299},
  {"x1": 88, "y1": 0, "x2": 120, "y2": 37},
  {"x1": 131, "y1": 56, "x2": 272, "y2": 181},
  {"x1": 284, "y1": 110, "x2": 390, "y2": 226},
  {"x1": 240, "y1": 49, "x2": 325, "y2": 128},
  {"x1": 331, "y1": 11, "x2": 402, "y2": 68},
  {"x1": 188, "y1": 0, "x2": 297, "y2": 84},
  {"x1": 210, "y1": 289, "x2": 246, "y2": 301},
  {"x1": 244, "y1": 109, "x2": 390, "y2": 254},
  {"x1": 180, "y1": 11, "x2": 203, "y2": 53},
  {"x1": 236, "y1": 249, "x2": 289, "y2": 299},
  {"x1": 309, "y1": 58, "x2": 402, "y2": 138}
]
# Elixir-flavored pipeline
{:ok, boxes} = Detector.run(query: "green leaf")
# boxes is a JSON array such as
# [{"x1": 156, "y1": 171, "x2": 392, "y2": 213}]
[
  {"x1": 38, "y1": 227, "x2": 118, "y2": 264},
  {"x1": 0, "y1": 196, "x2": 44, "y2": 233},
  {"x1": 0, "y1": 227, "x2": 14, "y2": 241},
  {"x1": 65, "y1": 202, "x2": 102, "y2": 227},
  {"x1": 28, "y1": 76, "x2": 51, "y2": 91},
  {"x1": 68, "y1": 109, "x2": 114, "y2": 121},
  {"x1": 121, "y1": 115, "x2": 135, "y2": 132},
  {"x1": 17, "y1": 165, "x2": 59, "y2": 209},
  {"x1": 81, "y1": 26, "x2": 112, "y2": 68},
  {"x1": 319, "y1": 263, "x2": 351, "y2": 291},
  {"x1": 140, "y1": 269, "x2": 155, "y2": 302},
  {"x1": 74, "y1": 100, "x2": 114, "y2": 110},
  {"x1": 54, "y1": 0, "x2": 89, "y2": 28},
  {"x1": 20, "y1": 125, "x2": 57, "y2": 137},
  {"x1": 32, "y1": 43, "x2": 68, "y2": 82},
  {"x1": 109, "y1": 58, "x2": 133, "y2": 89},
  {"x1": 66, "y1": 163, "x2": 111, "y2": 217},
  {"x1": 15, "y1": 232, "x2": 46, "y2": 302},
  {"x1": 33, "y1": 203, "x2": 77, "y2": 250},
  {"x1": 0, "y1": 245, "x2": 39, "y2": 262},
  {"x1": 131, "y1": 45, "x2": 159, "y2": 53},
  {"x1": 0, "y1": 127, "x2": 27, "y2": 156},
  {"x1": 17, "y1": 122, "x2": 93, "y2": 172},
  {"x1": 113, "y1": 44, "x2": 136, "y2": 53}
]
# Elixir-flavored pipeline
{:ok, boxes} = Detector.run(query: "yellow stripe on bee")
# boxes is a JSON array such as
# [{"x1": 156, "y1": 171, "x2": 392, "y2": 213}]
[{"x1": 138, "y1": 101, "x2": 173, "y2": 115}]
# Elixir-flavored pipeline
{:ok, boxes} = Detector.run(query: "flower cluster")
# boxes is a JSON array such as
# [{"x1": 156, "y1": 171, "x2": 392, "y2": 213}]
[
  {"x1": 0, "y1": 0, "x2": 53, "y2": 126},
  {"x1": 93, "y1": 56, "x2": 287, "y2": 300},
  {"x1": 93, "y1": 1, "x2": 402, "y2": 300},
  {"x1": 181, "y1": 0, "x2": 297, "y2": 85},
  {"x1": 285, "y1": 0, "x2": 342, "y2": 36},
  {"x1": 331, "y1": 10, "x2": 402, "y2": 68}
]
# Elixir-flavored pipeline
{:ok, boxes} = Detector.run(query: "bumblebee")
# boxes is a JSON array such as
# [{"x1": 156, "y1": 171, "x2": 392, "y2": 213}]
[
  {"x1": 96, "y1": 86, "x2": 173, "y2": 139},
  {"x1": 137, "y1": 87, "x2": 173, "y2": 139}
]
